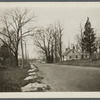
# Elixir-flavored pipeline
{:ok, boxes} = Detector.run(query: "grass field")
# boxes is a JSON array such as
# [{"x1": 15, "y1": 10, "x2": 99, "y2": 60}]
[
  {"x1": 0, "y1": 66, "x2": 29, "y2": 92},
  {"x1": 60, "y1": 59, "x2": 100, "y2": 67}
]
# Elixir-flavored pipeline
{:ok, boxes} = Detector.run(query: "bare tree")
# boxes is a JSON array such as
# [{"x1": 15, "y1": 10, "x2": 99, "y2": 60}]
[
  {"x1": 0, "y1": 8, "x2": 36, "y2": 66},
  {"x1": 34, "y1": 21, "x2": 63, "y2": 63},
  {"x1": 75, "y1": 23, "x2": 84, "y2": 59},
  {"x1": 55, "y1": 21, "x2": 63, "y2": 62},
  {"x1": 34, "y1": 28, "x2": 52, "y2": 63}
]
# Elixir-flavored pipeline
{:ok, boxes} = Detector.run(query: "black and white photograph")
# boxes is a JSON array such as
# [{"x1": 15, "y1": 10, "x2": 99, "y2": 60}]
[{"x1": 0, "y1": 2, "x2": 100, "y2": 95}]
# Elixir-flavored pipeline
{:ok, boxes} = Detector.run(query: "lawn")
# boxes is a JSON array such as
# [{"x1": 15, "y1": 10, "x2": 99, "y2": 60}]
[
  {"x1": 0, "y1": 66, "x2": 29, "y2": 92},
  {"x1": 60, "y1": 59, "x2": 100, "y2": 67}
]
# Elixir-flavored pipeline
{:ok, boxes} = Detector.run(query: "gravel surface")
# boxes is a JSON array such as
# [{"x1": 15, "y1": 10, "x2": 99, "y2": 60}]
[{"x1": 35, "y1": 63, "x2": 100, "y2": 92}]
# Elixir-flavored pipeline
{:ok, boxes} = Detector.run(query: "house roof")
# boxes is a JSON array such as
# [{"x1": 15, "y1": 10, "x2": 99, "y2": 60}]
[
  {"x1": 62, "y1": 48, "x2": 81, "y2": 56},
  {"x1": 62, "y1": 49, "x2": 71, "y2": 56}
]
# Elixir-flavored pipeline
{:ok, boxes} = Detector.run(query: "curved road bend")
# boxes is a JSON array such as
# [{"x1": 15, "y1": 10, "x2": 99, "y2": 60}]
[{"x1": 35, "y1": 63, "x2": 100, "y2": 92}]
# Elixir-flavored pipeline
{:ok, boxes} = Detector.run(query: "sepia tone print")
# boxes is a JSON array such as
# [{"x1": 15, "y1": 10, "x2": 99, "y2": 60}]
[{"x1": 0, "y1": 2, "x2": 100, "y2": 92}]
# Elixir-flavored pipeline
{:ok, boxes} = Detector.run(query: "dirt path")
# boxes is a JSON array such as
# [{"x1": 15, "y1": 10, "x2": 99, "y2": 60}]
[{"x1": 35, "y1": 63, "x2": 100, "y2": 92}]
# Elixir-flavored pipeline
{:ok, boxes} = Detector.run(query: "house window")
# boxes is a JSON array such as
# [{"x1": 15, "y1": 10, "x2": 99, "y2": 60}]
[
  {"x1": 85, "y1": 55, "x2": 87, "y2": 58},
  {"x1": 69, "y1": 56, "x2": 71, "y2": 59},
  {"x1": 76, "y1": 55, "x2": 78, "y2": 58}
]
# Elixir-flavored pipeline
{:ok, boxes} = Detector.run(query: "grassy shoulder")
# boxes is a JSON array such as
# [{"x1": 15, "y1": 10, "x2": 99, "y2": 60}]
[
  {"x1": 60, "y1": 59, "x2": 100, "y2": 67},
  {"x1": 0, "y1": 65, "x2": 29, "y2": 92}
]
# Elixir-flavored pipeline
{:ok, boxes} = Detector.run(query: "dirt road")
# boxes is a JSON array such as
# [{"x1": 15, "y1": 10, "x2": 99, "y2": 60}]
[{"x1": 35, "y1": 63, "x2": 100, "y2": 91}]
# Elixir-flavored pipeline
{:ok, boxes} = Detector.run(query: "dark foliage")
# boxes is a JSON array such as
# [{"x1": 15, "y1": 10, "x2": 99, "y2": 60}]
[
  {"x1": 0, "y1": 66, "x2": 29, "y2": 92},
  {"x1": 82, "y1": 17, "x2": 96, "y2": 60},
  {"x1": 0, "y1": 44, "x2": 10, "y2": 64}
]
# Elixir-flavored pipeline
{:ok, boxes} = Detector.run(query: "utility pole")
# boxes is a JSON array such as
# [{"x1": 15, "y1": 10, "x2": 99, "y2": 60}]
[
  {"x1": 25, "y1": 42, "x2": 27, "y2": 63},
  {"x1": 20, "y1": 15, "x2": 24, "y2": 68}
]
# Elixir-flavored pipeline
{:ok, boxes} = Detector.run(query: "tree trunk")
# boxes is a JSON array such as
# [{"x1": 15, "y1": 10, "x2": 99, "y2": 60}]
[
  {"x1": 45, "y1": 51, "x2": 49, "y2": 63},
  {"x1": 15, "y1": 52, "x2": 18, "y2": 67},
  {"x1": 59, "y1": 34, "x2": 62, "y2": 62},
  {"x1": 51, "y1": 43, "x2": 54, "y2": 63},
  {"x1": 89, "y1": 53, "x2": 92, "y2": 61},
  {"x1": 55, "y1": 38, "x2": 57, "y2": 63}
]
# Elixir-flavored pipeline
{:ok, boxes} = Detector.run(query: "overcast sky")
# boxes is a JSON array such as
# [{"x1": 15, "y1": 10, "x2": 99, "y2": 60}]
[{"x1": 0, "y1": 2, "x2": 100, "y2": 59}]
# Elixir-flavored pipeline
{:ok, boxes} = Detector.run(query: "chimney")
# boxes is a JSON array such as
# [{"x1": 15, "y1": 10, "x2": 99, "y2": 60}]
[
  {"x1": 66, "y1": 47, "x2": 70, "y2": 51},
  {"x1": 73, "y1": 46, "x2": 75, "y2": 50}
]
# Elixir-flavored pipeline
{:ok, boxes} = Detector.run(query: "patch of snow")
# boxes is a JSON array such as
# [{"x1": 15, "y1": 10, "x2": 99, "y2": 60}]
[
  {"x1": 33, "y1": 75, "x2": 38, "y2": 79},
  {"x1": 24, "y1": 75, "x2": 38, "y2": 81},
  {"x1": 30, "y1": 64, "x2": 36, "y2": 69},
  {"x1": 21, "y1": 64, "x2": 50, "y2": 92},
  {"x1": 29, "y1": 72, "x2": 36, "y2": 76},
  {"x1": 28, "y1": 69, "x2": 36, "y2": 72},
  {"x1": 21, "y1": 83, "x2": 37, "y2": 92},
  {"x1": 24, "y1": 76, "x2": 34, "y2": 81},
  {"x1": 21, "y1": 82, "x2": 48, "y2": 92}
]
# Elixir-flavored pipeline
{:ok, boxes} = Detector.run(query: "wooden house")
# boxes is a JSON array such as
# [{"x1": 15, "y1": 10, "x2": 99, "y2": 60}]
[{"x1": 62, "y1": 47, "x2": 81, "y2": 61}]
